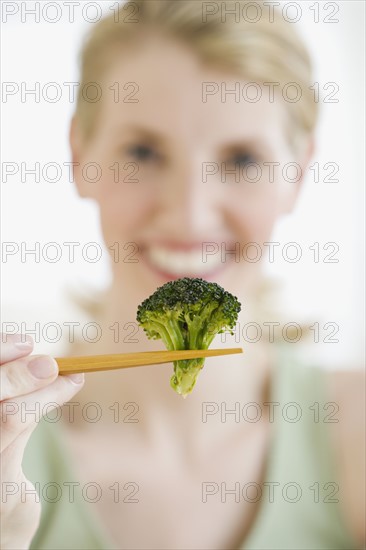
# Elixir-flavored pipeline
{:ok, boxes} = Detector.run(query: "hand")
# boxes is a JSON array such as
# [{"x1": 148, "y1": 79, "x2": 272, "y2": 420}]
[{"x1": 0, "y1": 333, "x2": 85, "y2": 549}]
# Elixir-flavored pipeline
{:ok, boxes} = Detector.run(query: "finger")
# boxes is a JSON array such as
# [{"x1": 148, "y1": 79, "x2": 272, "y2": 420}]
[
  {"x1": 0, "y1": 456, "x2": 41, "y2": 544},
  {"x1": 0, "y1": 355, "x2": 59, "y2": 401},
  {"x1": 0, "y1": 334, "x2": 34, "y2": 365},
  {"x1": 1, "y1": 372, "x2": 85, "y2": 453},
  {"x1": 1, "y1": 424, "x2": 35, "y2": 481}
]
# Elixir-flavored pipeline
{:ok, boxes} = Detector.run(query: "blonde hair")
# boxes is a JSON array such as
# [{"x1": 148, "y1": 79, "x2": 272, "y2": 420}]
[{"x1": 75, "y1": 0, "x2": 318, "y2": 153}]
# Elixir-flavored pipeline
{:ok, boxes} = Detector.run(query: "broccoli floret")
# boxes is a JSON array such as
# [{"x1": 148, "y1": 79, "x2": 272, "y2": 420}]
[{"x1": 136, "y1": 277, "x2": 241, "y2": 397}]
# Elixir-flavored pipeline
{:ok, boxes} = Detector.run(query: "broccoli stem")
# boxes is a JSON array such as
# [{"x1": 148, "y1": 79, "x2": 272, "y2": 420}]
[
  {"x1": 170, "y1": 358, "x2": 205, "y2": 397},
  {"x1": 166, "y1": 318, "x2": 185, "y2": 350},
  {"x1": 148, "y1": 320, "x2": 176, "y2": 350}
]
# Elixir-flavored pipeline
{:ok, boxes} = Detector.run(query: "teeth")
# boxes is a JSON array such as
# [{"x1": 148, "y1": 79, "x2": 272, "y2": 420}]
[{"x1": 147, "y1": 246, "x2": 223, "y2": 277}]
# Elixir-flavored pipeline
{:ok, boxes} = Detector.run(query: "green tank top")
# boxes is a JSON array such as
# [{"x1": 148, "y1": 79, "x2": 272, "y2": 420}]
[{"x1": 23, "y1": 348, "x2": 358, "y2": 549}]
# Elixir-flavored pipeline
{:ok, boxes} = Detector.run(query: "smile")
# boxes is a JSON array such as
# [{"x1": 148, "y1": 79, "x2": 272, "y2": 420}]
[{"x1": 142, "y1": 244, "x2": 228, "y2": 280}]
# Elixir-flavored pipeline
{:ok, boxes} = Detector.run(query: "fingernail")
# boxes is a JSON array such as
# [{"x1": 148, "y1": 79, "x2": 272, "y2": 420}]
[
  {"x1": 28, "y1": 356, "x2": 58, "y2": 379},
  {"x1": 67, "y1": 373, "x2": 85, "y2": 385},
  {"x1": 13, "y1": 334, "x2": 33, "y2": 350}
]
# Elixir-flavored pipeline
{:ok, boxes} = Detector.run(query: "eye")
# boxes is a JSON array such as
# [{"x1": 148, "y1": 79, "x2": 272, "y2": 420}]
[
  {"x1": 227, "y1": 152, "x2": 258, "y2": 167},
  {"x1": 127, "y1": 144, "x2": 159, "y2": 163}
]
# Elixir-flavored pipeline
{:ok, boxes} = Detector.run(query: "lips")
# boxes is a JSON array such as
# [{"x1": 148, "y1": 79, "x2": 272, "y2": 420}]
[{"x1": 141, "y1": 243, "x2": 227, "y2": 280}]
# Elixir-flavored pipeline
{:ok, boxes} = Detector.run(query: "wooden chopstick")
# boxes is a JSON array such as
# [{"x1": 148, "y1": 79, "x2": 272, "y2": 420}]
[{"x1": 55, "y1": 348, "x2": 243, "y2": 375}]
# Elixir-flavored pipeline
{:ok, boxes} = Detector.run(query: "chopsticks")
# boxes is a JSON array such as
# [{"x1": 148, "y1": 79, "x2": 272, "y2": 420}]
[{"x1": 55, "y1": 348, "x2": 243, "y2": 375}]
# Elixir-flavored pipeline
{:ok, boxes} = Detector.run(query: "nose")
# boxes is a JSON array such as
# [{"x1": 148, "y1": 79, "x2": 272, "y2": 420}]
[{"x1": 156, "y1": 157, "x2": 222, "y2": 238}]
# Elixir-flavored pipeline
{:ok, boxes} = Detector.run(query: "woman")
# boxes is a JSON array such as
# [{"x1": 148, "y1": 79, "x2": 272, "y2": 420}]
[{"x1": 1, "y1": 1, "x2": 364, "y2": 549}]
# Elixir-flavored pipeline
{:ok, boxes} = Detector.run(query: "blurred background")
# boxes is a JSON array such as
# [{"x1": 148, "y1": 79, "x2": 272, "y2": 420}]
[{"x1": 1, "y1": 1, "x2": 365, "y2": 366}]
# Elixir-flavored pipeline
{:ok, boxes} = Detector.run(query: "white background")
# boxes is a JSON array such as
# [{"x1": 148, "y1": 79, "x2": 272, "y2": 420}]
[{"x1": 1, "y1": 1, "x2": 365, "y2": 365}]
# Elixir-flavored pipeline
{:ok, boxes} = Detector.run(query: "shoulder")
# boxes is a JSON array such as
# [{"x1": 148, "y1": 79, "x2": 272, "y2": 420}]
[{"x1": 324, "y1": 368, "x2": 365, "y2": 547}]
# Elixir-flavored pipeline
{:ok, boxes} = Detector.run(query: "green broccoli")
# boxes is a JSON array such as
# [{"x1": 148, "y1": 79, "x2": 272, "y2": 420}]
[{"x1": 136, "y1": 277, "x2": 241, "y2": 397}]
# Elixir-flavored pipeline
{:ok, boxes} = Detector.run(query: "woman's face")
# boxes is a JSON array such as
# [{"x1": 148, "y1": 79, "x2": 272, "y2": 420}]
[{"x1": 71, "y1": 34, "x2": 309, "y2": 299}]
